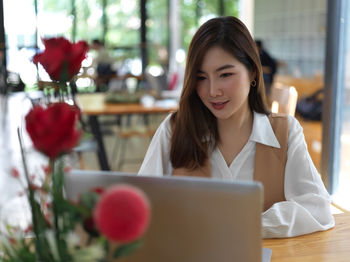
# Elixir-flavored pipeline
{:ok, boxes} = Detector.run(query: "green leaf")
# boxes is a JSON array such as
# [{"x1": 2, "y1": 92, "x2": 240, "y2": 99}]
[
  {"x1": 113, "y1": 240, "x2": 143, "y2": 259},
  {"x1": 1, "y1": 238, "x2": 38, "y2": 262},
  {"x1": 80, "y1": 191, "x2": 100, "y2": 211}
]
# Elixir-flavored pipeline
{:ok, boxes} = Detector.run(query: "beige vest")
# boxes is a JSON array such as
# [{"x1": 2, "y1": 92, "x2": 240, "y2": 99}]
[
  {"x1": 254, "y1": 114, "x2": 288, "y2": 211},
  {"x1": 172, "y1": 113, "x2": 288, "y2": 211}
]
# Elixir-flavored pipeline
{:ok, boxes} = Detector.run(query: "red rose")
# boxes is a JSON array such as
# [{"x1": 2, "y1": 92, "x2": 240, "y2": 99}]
[
  {"x1": 92, "y1": 187, "x2": 105, "y2": 195},
  {"x1": 33, "y1": 37, "x2": 89, "y2": 82},
  {"x1": 25, "y1": 102, "x2": 82, "y2": 159},
  {"x1": 94, "y1": 184, "x2": 151, "y2": 243}
]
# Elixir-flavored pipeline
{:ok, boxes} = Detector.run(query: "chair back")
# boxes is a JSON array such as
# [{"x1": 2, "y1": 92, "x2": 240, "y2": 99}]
[{"x1": 269, "y1": 83, "x2": 298, "y2": 116}]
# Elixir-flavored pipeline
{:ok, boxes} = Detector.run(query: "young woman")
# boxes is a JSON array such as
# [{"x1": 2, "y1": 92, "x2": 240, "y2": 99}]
[{"x1": 138, "y1": 16, "x2": 334, "y2": 238}]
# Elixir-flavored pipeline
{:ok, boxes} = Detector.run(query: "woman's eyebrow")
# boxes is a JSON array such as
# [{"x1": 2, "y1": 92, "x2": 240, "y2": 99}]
[
  {"x1": 215, "y1": 64, "x2": 235, "y2": 72},
  {"x1": 197, "y1": 64, "x2": 235, "y2": 74}
]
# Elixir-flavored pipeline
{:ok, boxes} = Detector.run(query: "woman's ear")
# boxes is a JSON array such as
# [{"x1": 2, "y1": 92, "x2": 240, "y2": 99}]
[{"x1": 249, "y1": 71, "x2": 257, "y2": 82}]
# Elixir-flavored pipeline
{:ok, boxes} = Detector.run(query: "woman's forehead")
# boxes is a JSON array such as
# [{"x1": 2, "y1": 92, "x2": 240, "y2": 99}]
[{"x1": 198, "y1": 47, "x2": 241, "y2": 72}]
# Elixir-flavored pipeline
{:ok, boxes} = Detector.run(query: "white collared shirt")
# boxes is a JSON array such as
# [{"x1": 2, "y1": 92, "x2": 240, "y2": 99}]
[{"x1": 138, "y1": 112, "x2": 335, "y2": 238}]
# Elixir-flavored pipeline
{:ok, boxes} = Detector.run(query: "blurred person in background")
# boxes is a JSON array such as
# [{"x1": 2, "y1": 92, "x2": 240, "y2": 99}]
[
  {"x1": 255, "y1": 40, "x2": 277, "y2": 96},
  {"x1": 90, "y1": 39, "x2": 115, "y2": 92}
]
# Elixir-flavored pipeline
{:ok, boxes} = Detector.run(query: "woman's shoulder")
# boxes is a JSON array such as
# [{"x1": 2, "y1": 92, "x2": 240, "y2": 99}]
[
  {"x1": 155, "y1": 113, "x2": 173, "y2": 137},
  {"x1": 271, "y1": 114, "x2": 303, "y2": 141},
  {"x1": 285, "y1": 114, "x2": 302, "y2": 132},
  {"x1": 161, "y1": 113, "x2": 173, "y2": 128},
  {"x1": 264, "y1": 113, "x2": 305, "y2": 150},
  {"x1": 262, "y1": 113, "x2": 303, "y2": 139},
  {"x1": 267, "y1": 113, "x2": 301, "y2": 128}
]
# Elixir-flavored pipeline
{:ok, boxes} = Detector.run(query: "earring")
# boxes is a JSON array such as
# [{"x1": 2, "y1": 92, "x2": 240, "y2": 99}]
[{"x1": 251, "y1": 80, "x2": 256, "y2": 87}]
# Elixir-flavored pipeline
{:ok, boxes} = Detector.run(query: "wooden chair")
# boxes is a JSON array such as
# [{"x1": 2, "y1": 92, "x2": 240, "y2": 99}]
[
  {"x1": 110, "y1": 114, "x2": 158, "y2": 171},
  {"x1": 72, "y1": 138, "x2": 98, "y2": 169},
  {"x1": 269, "y1": 83, "x2": 298, "y2": 116}
]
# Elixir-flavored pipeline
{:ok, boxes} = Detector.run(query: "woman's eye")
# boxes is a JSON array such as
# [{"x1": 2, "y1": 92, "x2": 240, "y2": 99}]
[
  {"x1": 220, "y1": 73, "x2": 233, "y2": 78},
  {"x1": 197, "y1": 76, "x2": 206, "y2": 81}
]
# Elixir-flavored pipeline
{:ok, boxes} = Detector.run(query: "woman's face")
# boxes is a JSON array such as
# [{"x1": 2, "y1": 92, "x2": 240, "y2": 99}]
[{"x1": 196, "y1": 46, "x2": 252, "y2": 121}]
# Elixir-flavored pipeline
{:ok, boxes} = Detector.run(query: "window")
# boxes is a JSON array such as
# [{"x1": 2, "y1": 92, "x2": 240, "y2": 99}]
[{"x1": 329, "y1": 0, "x2": 350, "y2": 210}]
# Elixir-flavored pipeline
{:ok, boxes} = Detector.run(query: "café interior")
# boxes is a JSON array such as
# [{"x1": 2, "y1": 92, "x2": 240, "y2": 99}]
[{"x1": 0, "y1": 0, "x2": 350, "y2": 261}]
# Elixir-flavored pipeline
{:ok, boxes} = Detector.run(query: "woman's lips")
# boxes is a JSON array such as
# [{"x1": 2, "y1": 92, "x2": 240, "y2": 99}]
[{"x1": 211, "y1": 101, "x2": 229, "y2": 110}]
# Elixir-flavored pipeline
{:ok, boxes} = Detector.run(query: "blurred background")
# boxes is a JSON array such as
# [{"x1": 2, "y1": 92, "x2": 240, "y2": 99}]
[{"x1": 0, "y1": 0, "x2": 349, "y2": 211}]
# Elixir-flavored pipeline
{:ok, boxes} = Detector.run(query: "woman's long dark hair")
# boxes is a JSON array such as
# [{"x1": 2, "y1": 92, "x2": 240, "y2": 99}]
[{"x1": 170, "y1": 16, "x2": 270, "y2": 170}]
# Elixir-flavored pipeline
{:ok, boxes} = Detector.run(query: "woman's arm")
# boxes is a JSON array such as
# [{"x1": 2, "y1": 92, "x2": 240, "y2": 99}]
[{"x1": 262, "y1": 116, "x2": 335, "y2": 238}]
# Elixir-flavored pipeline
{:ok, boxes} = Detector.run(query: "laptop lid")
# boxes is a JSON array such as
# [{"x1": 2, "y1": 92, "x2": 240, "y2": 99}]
[{"x1": 65, "y1": 170, "x2": 263, "y2": 262}]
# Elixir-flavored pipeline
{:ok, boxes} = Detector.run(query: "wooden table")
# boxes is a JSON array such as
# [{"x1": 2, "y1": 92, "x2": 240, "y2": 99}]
[
  {"x1": 76, "y1": 93, "x2": 177, "y2": 170},
  {"x1": 263, "y1": 212, "x2": 350, "y2": 262}
]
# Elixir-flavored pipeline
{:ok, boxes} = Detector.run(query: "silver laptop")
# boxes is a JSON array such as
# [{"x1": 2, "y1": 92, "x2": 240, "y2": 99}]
[{"x1": 65, "y1": 170, "x2": 266, "y2": 262}]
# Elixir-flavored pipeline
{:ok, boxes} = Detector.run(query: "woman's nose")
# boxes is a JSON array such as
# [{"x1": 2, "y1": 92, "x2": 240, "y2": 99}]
[{"x1": 209, "y1": 80, "x2": 222, "y2": 97}]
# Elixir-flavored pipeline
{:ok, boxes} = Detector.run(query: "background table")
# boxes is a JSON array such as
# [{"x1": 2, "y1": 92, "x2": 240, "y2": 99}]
[
  {"x1": 263, "y1": 212, "x2": 350, "y2": 262},
  {"x1": 76, "y1": 93, "x2": 177, "y2": 170}
]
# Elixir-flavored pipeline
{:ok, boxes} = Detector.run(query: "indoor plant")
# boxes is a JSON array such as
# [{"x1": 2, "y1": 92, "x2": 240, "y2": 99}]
[{"x1": 0, "y1": 37, "x2": 151, "y2": 261}]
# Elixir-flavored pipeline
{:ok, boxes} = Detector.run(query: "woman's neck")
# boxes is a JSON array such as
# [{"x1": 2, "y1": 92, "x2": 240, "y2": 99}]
[
  {"x1": 216, "y1": 104, "x2": 254, "y2": 166},
  {"x1": 217, "y1": 105, "x2": 253, "y2": 140}
]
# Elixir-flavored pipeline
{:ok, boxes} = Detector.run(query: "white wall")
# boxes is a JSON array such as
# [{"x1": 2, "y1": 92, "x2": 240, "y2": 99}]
[
  {"x1": 238, "y1": 0, "x2": 255, "y2": 35},
  {"x1": 254, "y1": 0, "x2": 327, "y2": 77}
]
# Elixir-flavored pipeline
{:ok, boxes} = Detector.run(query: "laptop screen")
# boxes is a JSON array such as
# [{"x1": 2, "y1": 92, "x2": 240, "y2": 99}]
[{"x1": 65, "y1": 170, "x2": 264, "y2": 262}]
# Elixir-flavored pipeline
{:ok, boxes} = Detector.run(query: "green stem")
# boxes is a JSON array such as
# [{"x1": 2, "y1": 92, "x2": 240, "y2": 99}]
[
  {"x1": 17, "y1": 128, "x2": 52, "y2": 261},
  {"x1": 50, "y1": 158, "x2": 59, "y2": 232},
  {"x1": 51, "y1": 158, "x2": 64, "y2": 261},
  {"x1": 51, "y1": 157, "x2": 71, "y2": 261}
]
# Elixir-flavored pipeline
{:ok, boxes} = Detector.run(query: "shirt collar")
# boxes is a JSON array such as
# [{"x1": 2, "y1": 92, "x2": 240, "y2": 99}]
[{"x1": 250, "y1": 112, "x2": 281, "y2": 148}]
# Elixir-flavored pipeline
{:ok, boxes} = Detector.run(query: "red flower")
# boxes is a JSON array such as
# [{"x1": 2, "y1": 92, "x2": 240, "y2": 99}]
[
  {"x1": 29, "y1": 183, "x2": 43, "y2": 192},
  {"x1": 25, "y1": 102, "x2": 81, "y2": 159},
  {"x1": 94, "y1": 184, "x2": 151, "y2": 243},
  {"x1": 64, "y1": 166, "x2": 72, "y2": 173},
  {"x1": 33, "y1": 37, "x2": 89, "y2": 82},
  {"x1": 10, "y1": 167, "x2": 20, "y2": 178},
  {"x1": 92, "y1": 187, "x2": 105, "y2": 195},
  {"x1": 41, "y1": 164, "x2": 51, "y2": 175},
  {"x1": 24, "y1": 225, "x2": 33, "y2": 234},
  {"x1": 9, "y1": 238, "x2": 16, "y2": 245}
]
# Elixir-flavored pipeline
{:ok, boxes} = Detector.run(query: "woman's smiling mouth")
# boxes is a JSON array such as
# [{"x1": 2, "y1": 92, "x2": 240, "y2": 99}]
[{"x1": 211, "y1": 101, "x2": 229, "y2": 110}]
